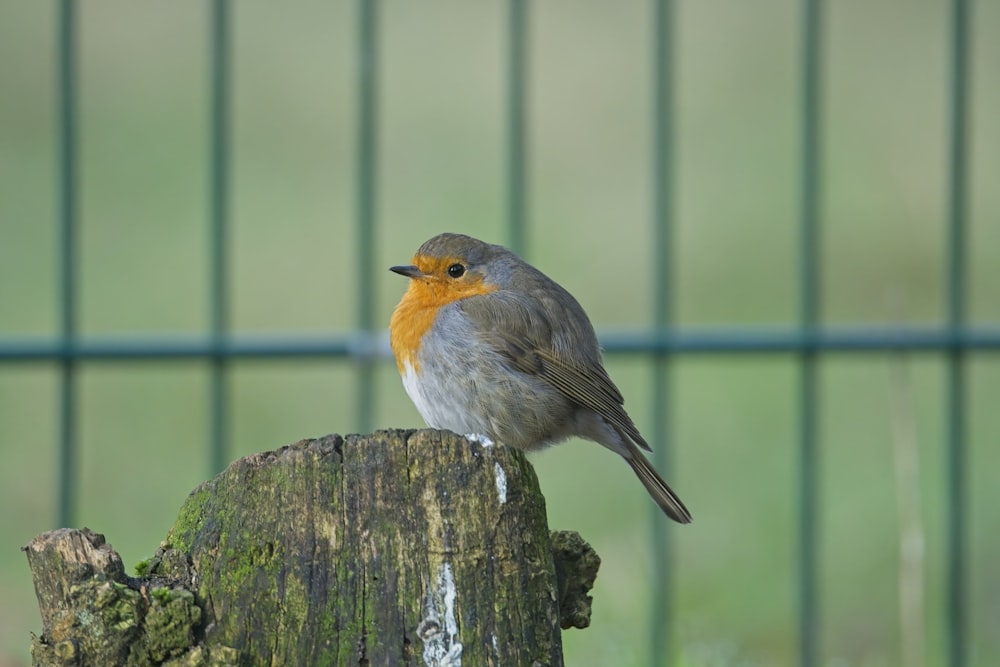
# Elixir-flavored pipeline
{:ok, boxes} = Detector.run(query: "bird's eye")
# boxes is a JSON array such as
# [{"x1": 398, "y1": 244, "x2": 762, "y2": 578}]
[{"x1": 447, "y1": 263, "x2": 466, "y2": 278}]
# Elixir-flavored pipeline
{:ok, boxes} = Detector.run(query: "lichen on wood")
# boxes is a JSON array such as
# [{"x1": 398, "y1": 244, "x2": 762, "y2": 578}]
[
  {"x1": 26, "y1": 429, "x2": 600, "y2": 666},
  {"x1": 23, "y1": 528, "x2": 233, "y2": 666}
]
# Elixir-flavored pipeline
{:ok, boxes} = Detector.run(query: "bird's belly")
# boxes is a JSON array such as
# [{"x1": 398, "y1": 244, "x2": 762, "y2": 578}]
[
  {"x1": 400, "y1": 360, "x2": 491, "y2": 436},
  {"x1": 400, "y1": 345, "x2": 573, "y2": 450}
]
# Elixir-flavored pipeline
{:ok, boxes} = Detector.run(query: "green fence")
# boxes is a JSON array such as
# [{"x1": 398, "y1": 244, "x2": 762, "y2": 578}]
[{"x1": 2, "y1": 1, "x2": 997, "y2": 665}]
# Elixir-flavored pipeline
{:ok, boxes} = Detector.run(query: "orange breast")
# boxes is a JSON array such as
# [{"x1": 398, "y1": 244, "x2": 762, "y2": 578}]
[
  {"x1": 389, "y1": 268, "x2": 497, "y2": 373},
  {"x1": 389, "y1": 286, "x2": 441, "y2": 373}
]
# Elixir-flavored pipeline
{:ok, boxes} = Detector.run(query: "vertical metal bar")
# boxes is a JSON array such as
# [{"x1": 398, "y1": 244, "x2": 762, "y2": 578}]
[
  {"x1": 507, "y1": 0, "x2": 527, "y2": 256},
  {"x1": 356, "y1": 0, "x2": 378, "y2": 433},
  {"x1": 56, "y1": 0, "x2": 78, "y2": 529},
  {"x1": 798, "y1": 0, "x2": 822, "y2": 665},
  {"x1": 209, "y1": 0, "x2": 230, "y2": 474},
  {"x1": 945, "y1": 0, "x2": 969, "y2": 664},
  {"x1": 798, "y1": 353, "x2": 819, "y2": 667},
  {"x1": 650, "y1": 0, "x2": 675, "y2": 662}
]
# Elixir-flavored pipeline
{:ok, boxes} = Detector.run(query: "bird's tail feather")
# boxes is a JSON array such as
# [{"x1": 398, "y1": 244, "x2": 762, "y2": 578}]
[{"x1": 625, "y1": 450, "x2": 692, "y2": 524}]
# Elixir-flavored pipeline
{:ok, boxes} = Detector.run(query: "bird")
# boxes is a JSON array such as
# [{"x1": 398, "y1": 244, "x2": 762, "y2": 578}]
[{"x1": 388, "y1": 232, "x2": 692, "y2": 524}]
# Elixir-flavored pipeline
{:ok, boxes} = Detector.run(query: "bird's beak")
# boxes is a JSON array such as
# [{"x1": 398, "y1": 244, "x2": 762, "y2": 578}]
[{"x1": 389, "y1": 264, "x2": 425, "y2": 279}]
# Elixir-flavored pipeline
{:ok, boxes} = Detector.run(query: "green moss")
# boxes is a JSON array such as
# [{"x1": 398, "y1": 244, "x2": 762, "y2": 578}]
[
  {"x1": 161, "y1": 644, "x2": 240, "y2": 667},
  {"x1": 217, "y1": 533, "x2": 279, "y2": 595},
  {"x1": 129, "y1": 587, "x2": 202, "y2": 665},
  {"x1": 273, "y1": 574, "x2": 309, "y2": 659},
  {"x1": 166, "y1": 485, "x2": 213, "y2": 553},
  {"x1": 33, "y1": 579, "x2": 145, "y2": 665},
  {"x1": 150, "y1": 587, "x2": 173, "y2": 604},
  {"x1": 134, "y1": 558, "x2": 152, "y2": 576}
]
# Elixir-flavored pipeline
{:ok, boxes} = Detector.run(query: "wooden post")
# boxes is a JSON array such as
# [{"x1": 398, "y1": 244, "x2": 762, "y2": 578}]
[{"x1": 25, "y1": 430, "x2": 600, "y2": 666}]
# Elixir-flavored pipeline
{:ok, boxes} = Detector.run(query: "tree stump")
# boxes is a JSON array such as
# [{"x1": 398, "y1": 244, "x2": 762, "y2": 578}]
[{"x1": 24, "y1": 429, "x2": 600, "y2": 667}]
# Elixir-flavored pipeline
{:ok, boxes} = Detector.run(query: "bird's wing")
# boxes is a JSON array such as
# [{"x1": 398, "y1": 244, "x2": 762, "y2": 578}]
[{"x1": 462, "y1": 293, "x2": 653, "y2": 452}]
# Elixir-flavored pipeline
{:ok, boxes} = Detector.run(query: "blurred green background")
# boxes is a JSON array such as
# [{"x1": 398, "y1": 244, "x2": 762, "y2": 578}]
[{"x1": 2, "y1": 1, "x2": 999, "y2": 665}]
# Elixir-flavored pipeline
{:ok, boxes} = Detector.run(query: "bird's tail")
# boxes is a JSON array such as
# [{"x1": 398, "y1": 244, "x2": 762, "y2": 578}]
[{"x1": 624, "y1": 448, "x2": 692, "y2": 524}]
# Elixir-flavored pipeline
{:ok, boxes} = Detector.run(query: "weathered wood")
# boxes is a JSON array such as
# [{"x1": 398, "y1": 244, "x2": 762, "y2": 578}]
[
  {"x1": 23, "y1": 527, "x2": 232, "y2": 666},
  {"x1": 25, "y1": 429, "x2": 600, "y2": 667},
  {"x1": 550, "y1": 531, "x2": 601, "y2": 631}
]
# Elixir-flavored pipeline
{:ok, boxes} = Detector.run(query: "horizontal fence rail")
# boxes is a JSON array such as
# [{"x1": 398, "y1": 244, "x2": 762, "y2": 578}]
[{"x1": 3, "y1": 327, "x2": 1000, "y2": 363}]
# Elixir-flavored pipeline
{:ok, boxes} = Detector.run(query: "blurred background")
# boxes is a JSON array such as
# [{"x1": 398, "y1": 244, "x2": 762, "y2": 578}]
[{"x1": 1, "y1": 1, "x2": 999, "y2": 665}]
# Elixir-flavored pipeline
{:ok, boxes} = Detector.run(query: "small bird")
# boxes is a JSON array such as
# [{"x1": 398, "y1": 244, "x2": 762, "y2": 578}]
[{"x1": 389, "y1": 233, "x2": 692, "y2": 524}]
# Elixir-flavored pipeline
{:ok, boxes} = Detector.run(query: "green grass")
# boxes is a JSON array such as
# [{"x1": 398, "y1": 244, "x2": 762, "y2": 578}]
[{"x1": 2, "y1": 1, "x2": 999, "y2": 665}]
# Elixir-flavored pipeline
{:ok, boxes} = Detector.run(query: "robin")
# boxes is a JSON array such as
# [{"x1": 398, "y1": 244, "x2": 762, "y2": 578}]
[{"x1": 389, "y1": 232, "x2": 692, "y2": 524}]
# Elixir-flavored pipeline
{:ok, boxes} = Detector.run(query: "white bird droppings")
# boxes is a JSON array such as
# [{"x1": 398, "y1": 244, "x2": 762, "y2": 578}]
[
  {"x1": 464, "y1": 433, "x2": 494, "y2": 447},
  {"x1": 494, "y1": 462, "x2": 507, "y2": 504},
  {"x1": 418, "y1": 562, "x2": 463, "y2": 666}
]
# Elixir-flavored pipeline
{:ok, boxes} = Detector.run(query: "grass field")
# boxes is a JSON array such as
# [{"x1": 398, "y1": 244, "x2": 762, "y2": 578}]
[{"x1": 1, "y1": 2, "x2": 999, "y2": 665}]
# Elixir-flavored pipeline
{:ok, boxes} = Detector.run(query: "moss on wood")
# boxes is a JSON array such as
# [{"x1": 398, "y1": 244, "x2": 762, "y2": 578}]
[{"x1": 26, "y1": 430, "x2": 600, "y2": 666}]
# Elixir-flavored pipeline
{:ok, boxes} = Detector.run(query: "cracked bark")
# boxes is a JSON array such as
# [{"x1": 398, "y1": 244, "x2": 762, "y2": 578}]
[{"x1": 25, "y1": 429, "x2": 600, "y2": 667}]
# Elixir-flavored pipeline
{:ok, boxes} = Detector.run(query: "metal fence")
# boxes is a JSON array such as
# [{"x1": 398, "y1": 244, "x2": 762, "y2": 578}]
[{"x1": 1, "y1": 1, "x2": 996, "y2": 665}]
